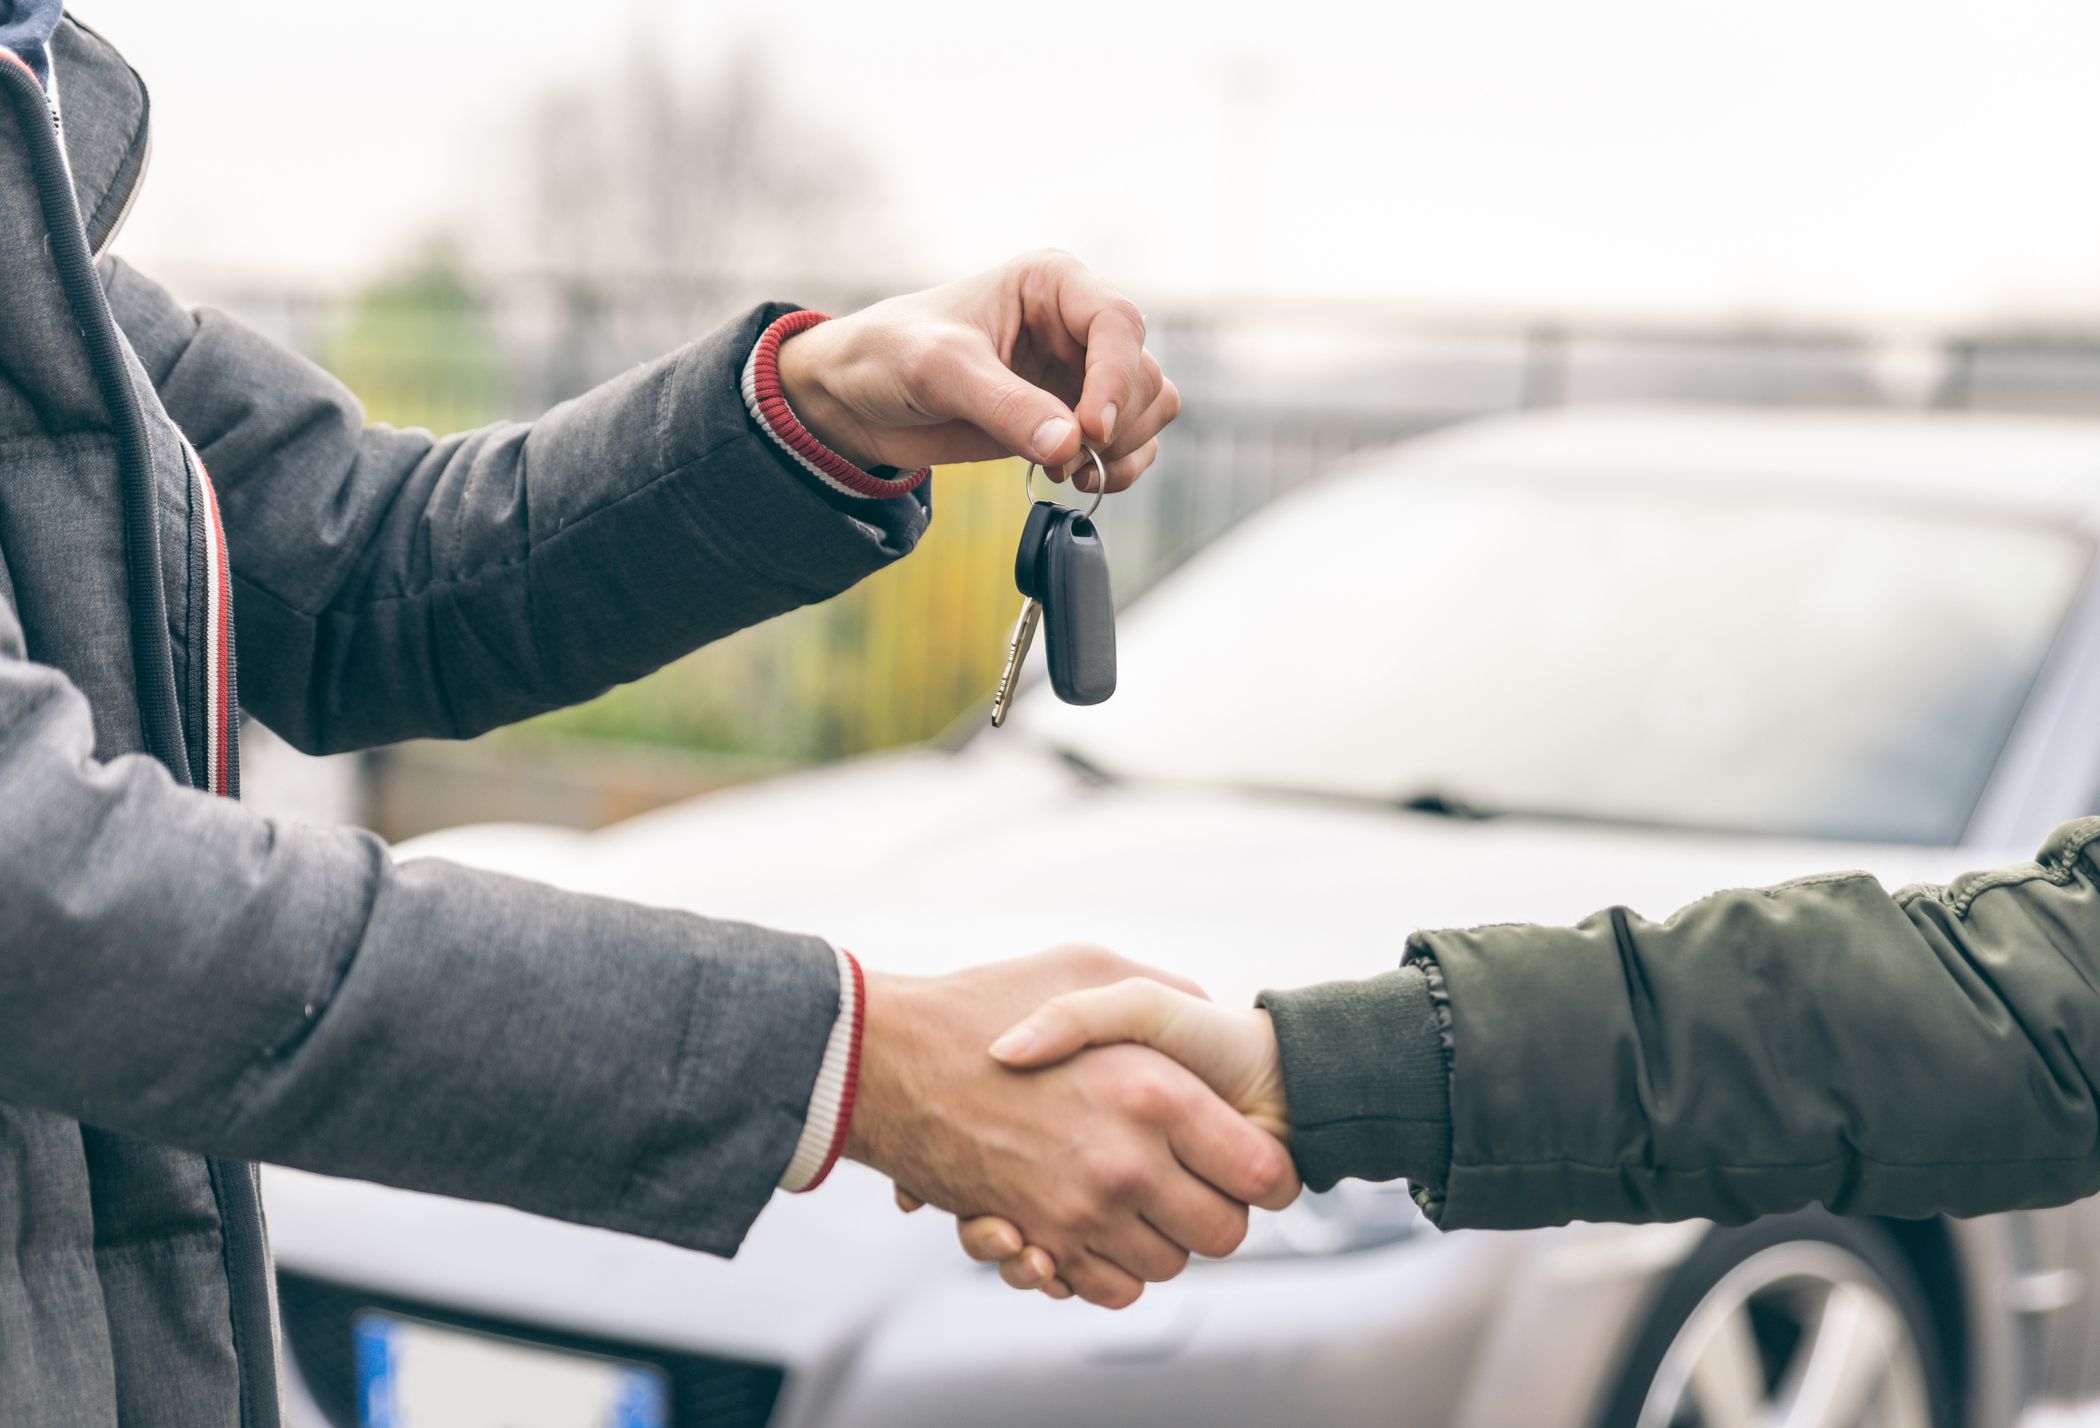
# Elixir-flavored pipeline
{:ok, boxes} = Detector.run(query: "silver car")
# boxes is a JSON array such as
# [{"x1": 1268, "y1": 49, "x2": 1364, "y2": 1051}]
[{"x1": 269, "y1": 404, "x2": 2100, "y2": 1428}]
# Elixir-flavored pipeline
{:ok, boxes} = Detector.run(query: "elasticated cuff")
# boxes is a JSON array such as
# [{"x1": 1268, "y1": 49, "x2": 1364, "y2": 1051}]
[
  {"x1": 1258, "y1": 966, "x2": 1452, "y2": 1198},
  {"x1": 741, "y1": 310, "x2": 931, "y2": 502},
  {"x1": 778, "y1": 947, "x2": 864, "y2": 1193}
]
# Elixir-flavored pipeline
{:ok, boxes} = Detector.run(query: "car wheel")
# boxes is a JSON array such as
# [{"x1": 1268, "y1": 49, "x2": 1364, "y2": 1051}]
[{"x1": 1596, "y1": 1211, "x2": 1956, "y2": 1428}]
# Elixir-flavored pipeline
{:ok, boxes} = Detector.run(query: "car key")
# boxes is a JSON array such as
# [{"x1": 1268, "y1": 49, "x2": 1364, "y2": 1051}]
[
  {"x1": 989, "y1": 498, "x2": 1067, "y2": 727},
  {"x1": 1040, "y1": 511, "x2": 1116, "y2": 704},
  {"x1": 992, "y1": 449, "x2": 1114, "y2": 724}
]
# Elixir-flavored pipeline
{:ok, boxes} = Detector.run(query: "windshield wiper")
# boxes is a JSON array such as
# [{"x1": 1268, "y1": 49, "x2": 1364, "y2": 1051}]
[
  {"x1": 1028, "y1": 753, "x2": 1495, "y2": 816},
  {"x1": 1392, "y1": 788, "x2": 1498, "y2": 820},
  {"x1": 1050, "y1": 745, "x2": 1120, "y2": 787}
]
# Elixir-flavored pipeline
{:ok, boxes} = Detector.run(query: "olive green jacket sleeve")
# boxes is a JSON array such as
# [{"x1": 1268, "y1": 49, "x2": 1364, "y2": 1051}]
[{"x1": 1262, "y1": 816, "x2": 2100, "y2": 1231}]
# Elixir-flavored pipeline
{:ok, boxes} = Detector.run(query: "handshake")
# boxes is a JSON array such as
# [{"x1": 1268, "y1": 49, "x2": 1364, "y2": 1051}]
[{"x1": 843, "y1": 947, "x2": 1296, "y2": 1309}]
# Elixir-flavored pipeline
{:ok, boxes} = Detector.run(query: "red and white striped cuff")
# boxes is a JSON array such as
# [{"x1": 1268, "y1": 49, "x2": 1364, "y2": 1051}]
[
  {"x1": 778, "y1": 945, "x2": 866, "y2": 1193},
  {"x1": 742, "y1": 310, "x2": 930, "y2": 502},
  {"x1": 180, "y1": 433, "x2": 237, "y2": 800}
]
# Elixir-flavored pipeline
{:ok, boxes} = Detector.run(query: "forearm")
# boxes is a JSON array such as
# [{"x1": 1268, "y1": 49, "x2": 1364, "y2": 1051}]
[
  {"x1": 0, "y1": 653, "x2": 839, "y2": 1254},
  {"x1": 1267, "y1": 818, "x2": 2100, "y2": 1231},
  {"x1": 104, "y1": 262, "x2": 930, "y2": 751}
]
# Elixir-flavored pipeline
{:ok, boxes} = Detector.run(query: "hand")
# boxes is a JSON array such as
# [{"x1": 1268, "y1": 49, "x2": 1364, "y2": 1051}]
[
  {"x1": 950, "y1": 978, "x2": 1291, "y2": 1298},
  {"x1": 847, "y1": 949, "x2": 1297, "y2": 1309},
  {"x1": 774, "y1": 251, "x2": 1179, "y2": 489},
  {"x1": 993, "y1": 979, "x2": 1288, "y2": 1135}
]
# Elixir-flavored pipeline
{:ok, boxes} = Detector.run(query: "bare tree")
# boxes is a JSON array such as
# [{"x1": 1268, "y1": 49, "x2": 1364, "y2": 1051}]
[{"x1": 523, "y1": 30, "x2": 884, "y2": 293}]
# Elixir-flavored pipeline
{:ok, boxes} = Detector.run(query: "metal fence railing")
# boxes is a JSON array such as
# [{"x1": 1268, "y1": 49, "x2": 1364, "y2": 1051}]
[{"x1": 195, "y1": 273, "x2": 2100, "y2": 771}]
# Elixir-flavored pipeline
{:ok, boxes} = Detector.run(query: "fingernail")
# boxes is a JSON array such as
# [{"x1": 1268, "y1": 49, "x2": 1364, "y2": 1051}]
[
  {"x1": 991, "y1": 1230, "x2": 1021, "y2": 1257},
  {"x1": 1031, "y1": 417, "x2": 1075, "y2": 462},
  {"x1": 989, "y1": 1025, "x2": 1038, "y2": 1061},
  {"x1": 1100, "y1": 403, "x2": 1119, "y2": 443}
]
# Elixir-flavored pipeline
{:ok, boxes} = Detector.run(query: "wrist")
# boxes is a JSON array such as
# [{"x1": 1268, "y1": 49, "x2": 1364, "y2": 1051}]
[
  {"x1": 1245, "y1": 1008, "x2": 1290, "y2": 1141},
  {"x1": 842, "y1": 968, "x2": 921, "y2": 1175},
  {"x1": 745, "y1": 310, "x2": 929, "y2": 500},
  {"x1": 773, "y1": 318, "x2": 880, "y2": 472}
]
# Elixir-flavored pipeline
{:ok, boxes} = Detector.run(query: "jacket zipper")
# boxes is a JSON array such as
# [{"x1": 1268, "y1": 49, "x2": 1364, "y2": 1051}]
[
  {"x1": 0, "y1": 51, "x2": 186, "y2": 776},
  {"x1": 0, "y1": 51, "x2": 281, "y2": 1428}
]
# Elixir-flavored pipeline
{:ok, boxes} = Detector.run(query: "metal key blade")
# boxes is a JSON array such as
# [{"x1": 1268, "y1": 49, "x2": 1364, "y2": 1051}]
[{"x1": 990, "y1": 597, "x2": 1043, "y2": 727}]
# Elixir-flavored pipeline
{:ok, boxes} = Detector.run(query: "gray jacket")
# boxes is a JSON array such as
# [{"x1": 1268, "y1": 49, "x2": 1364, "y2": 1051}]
[{"x1": 0, "y1": 19, "x2": 930, "y2": 1425}]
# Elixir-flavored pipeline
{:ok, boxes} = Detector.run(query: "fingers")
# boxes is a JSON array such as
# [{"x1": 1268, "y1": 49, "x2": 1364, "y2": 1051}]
[
  {"x1": 990, "y1": 977, "x2": 1186, "y2": 1068},
  {"x1": 1136, "y1": 1170, "x2": 1251, "y2": 1262},
  {"x1": 957, "y1": 1214, "x2": 1025, "y2": 1263},
  {"x1": 1059, "y1": 278, "x2": 1154, "y2": 453},
  {"x1": 1057, "y1": 1249, "x2": 1148, "y2": 1309},
  {"x1": 897, "y1": 950, "x2": 1286, "y2": 1315},
  {"x1": 1000, "y1": 1246, "x2": 1058, "y2": 1291},
  {"x1": 949, "y1": 251, "x2": 1179, "y2": 483},
  {"x1": 983, "y1": 960, "x2": 1299, "y2": 1206},
  {"x1": 1089, "y1": 1057, "x2": 1290, "y2": 1267},
  {"x1": 1098, "y1": 361, "x2": 1179, "y2": 466},
  {"x1": 985, "y1": 1198, "x2": 1236, "y2": 1299},
  {"x1": 961, "y1": 1221, "x2": 1085, "y2": 1301},
  {"x1": 1064, "y1": 366, "x2": 1177, "y2": 495},
  {"x1": 930, "y1": 343, "x2": 1083, "y2": 468},
  {"x1": 816, "y1": 251, "x2": 1179, "y2": 475},
  {"x1": 1091, "y1": 1218, "x2": 1191, "y2": 1285},
  {"x1": 895, "y1": 1186, "x2": 925, "y2": 1213},
  {"x1": 958, "y1": 1217, "x2": 1067, "y2": 1295},
  {"x1": 1166, "y1": 1083, "x2": 1301, "y2": 1213},
  {"x1": 1011, "y1": 251, "x2": 1166, "y2": 459},
  {"x1": 978, "y1": 1194, "x2": 1240, "y2": 1292}
]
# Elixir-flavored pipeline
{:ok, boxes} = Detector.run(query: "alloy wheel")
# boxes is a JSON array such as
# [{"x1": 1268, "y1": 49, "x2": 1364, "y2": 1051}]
[{"x1": 1635, "y1": 1240, "x2": 1934, "y2": 1428}]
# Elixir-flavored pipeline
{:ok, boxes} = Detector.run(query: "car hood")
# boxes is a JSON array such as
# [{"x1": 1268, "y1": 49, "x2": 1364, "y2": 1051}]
[{"x1": 396, "y1": 739, "x2": 2001, "y2": 1008}]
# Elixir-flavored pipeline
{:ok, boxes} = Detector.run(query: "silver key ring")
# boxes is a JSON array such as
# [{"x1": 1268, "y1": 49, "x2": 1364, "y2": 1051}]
[{"x1": 1023, "y1": 445, "x2": 1108, "y2": 518}]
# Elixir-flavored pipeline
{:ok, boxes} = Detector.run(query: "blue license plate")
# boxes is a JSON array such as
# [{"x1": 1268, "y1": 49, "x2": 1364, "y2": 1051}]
[{"x1": 356, "y1": 1311, "x2": 670, "y2": 1428}]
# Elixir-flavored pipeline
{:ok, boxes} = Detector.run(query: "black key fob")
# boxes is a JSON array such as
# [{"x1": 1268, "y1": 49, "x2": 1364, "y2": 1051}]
[
  {"x1": 1042, "y1": 514, "x2": 1116, "y2": 705},
  {"x1": 1014, "y1": 500, "x2": 1065, "y2": 599}
]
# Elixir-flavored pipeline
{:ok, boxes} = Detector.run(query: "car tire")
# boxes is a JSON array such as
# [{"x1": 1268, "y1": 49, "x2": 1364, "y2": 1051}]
[{"x1": 1595, "y1": 1210, "x2": 1957, "y2": 1428}]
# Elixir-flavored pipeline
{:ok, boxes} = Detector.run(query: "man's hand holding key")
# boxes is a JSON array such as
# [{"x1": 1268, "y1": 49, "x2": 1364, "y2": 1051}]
[
  {"x1": 773, "y1": 249, "x2": 1178, "y2": 486},
  {"x1": 774, "y1": 248, "x2": 1139, "y2": 727}
]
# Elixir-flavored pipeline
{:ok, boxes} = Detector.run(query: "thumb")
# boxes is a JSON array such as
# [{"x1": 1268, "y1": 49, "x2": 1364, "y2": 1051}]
[
  {"x1": 990, "y1": 979, "x2": 1292, "y2": 1141},
  {"x1": 932, "y1": 345, "x2": 1083, "y2": 468},
  {"x1": 988, "y1": 977, "x2": 1187, "y2": 1069}
]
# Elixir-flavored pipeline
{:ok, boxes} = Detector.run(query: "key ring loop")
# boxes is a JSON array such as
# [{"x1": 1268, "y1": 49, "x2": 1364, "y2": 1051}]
[{"x1": 1023, "y1": 445, "x2": 1107, "y2": 518}]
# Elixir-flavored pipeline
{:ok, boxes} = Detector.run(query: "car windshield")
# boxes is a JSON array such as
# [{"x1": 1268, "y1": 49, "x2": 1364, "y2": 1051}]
[{"x1": 1013, "y1": 467, "x2": 2093, "y2": 845}]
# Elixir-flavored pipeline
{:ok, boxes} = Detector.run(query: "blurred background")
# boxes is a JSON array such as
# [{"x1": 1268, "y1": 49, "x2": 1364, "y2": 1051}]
[
  {"x1": 90, "y1": 0, "x2": 2100, "y2": 839},
  {"x1": 82, "y1": 1, "x2": 2100, "y2": 1423}
]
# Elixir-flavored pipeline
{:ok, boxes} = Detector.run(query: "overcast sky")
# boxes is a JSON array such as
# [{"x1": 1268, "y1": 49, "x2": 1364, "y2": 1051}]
[{"x1": 83, "y1": 0, "x2": 2100, "y2": 327}]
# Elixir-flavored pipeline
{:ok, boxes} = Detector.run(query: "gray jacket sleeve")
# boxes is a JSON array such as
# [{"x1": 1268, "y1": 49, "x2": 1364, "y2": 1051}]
[
  {"x1": 102, "y1": 260, "x2": 931, "y2": 753},
  {"x1": 0, "y1": 619, "x2": 840, "y2": 1255},
  {"x1": 1265, "y1": 817, "x2": 2100, "y2": 1233}
]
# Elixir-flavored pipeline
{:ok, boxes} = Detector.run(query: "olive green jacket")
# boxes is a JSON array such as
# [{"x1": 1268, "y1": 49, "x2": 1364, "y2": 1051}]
[{"x1": 1261, "y1": 816, "x2": 2100, "y2": 1230}]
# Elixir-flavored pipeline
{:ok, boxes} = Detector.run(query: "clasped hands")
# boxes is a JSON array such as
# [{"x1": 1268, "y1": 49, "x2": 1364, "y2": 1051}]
[{"x1": 844, "y1": 947, "x2": 1294, "y2": 1309}]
